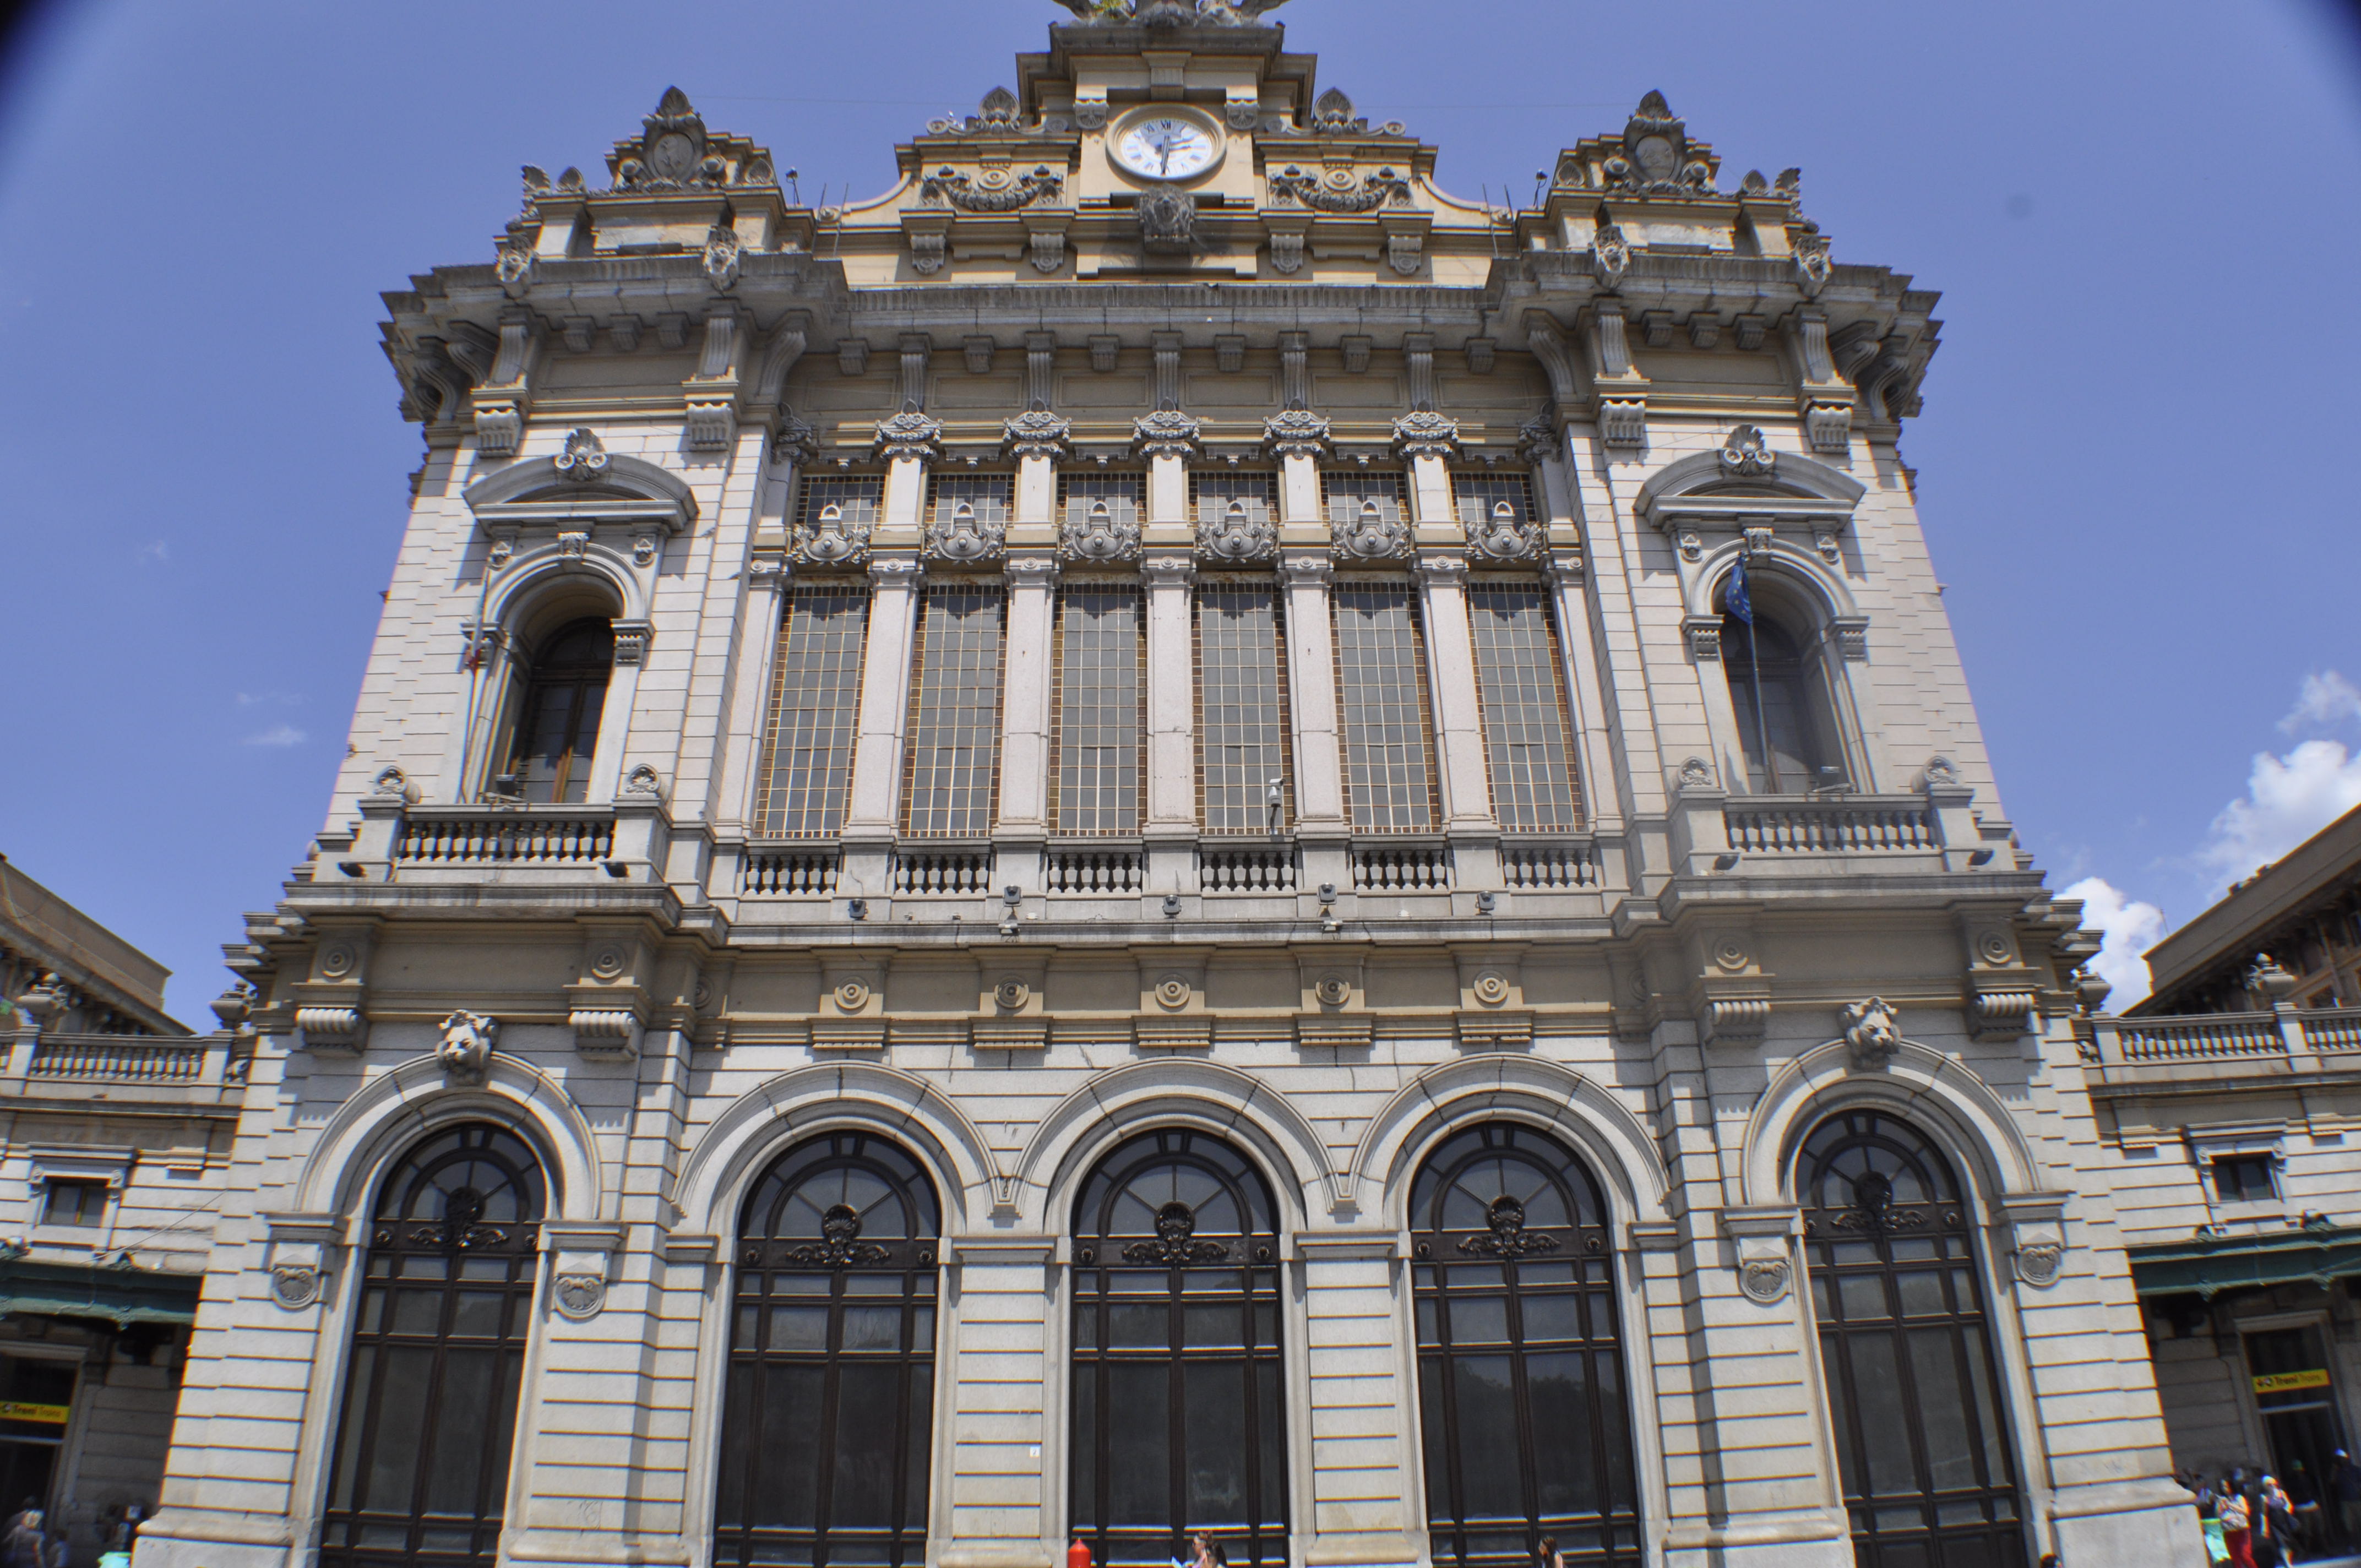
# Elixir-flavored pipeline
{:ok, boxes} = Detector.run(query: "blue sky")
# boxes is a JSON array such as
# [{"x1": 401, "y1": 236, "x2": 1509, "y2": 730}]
[{"x1": 3, "y1": 0, "x2": 2358, "y2": 1020}]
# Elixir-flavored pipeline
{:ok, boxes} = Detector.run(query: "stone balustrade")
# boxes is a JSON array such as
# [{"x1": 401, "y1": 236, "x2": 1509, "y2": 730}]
[{"x1": 2082, "y1": 1005, "x2": 2361, "y2": 1081}]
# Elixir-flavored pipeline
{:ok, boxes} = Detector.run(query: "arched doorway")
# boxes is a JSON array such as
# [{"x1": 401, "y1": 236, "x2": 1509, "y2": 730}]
[
  {"x1": 1069, "y1": 1129, "x2": 1286, "y2": 1567},
  {"x1": 1410, "y1": 1125, "x2": 1641, "y2": 1568},
  {"x1": 1797, "y1": 1110, "x2": 2025, "y2": 1567},
  {"x1": 712, "y1": 1133, "x2": 941, "y2": 1568},
  {"x1": 321, "y1": 1123, "x2": 547, "y2": 1568}
]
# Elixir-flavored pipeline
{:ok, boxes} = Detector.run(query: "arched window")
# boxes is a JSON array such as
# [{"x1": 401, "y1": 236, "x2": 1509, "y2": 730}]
[
  {"x1": 499, "y1": 618, "x2": 614, "y2": 803},
  {"x1": 714, "y1": 1134, "x2": 941, "y2": 1568},
  {"x1": 1717, "y1": 586, "x2": 1847, "y2": 794},
  {"x1": 1070, "y1": 1130, "x2": 1286, "y2": 1568},
  {"x1": 1409, "y1": 1126, "x2": 1639, "y2": 1568},
  {"x1": 1797, "y1": 1111, "x2": 2023, "y2": 1566},
  {"x1": 322, "y1": 1123, "x2": 547, "y2": 1568}
]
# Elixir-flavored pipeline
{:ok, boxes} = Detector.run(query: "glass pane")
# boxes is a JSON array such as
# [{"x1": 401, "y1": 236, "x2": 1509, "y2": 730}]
[
  {"x1": 424, "y1": 1348, "x2": 498, "y2": 1513},
  {"x1": 1525, "y1": 1351, "x2": 1598, "y2": 1517},
  {"x1": 1332, "y1": 584, "x2": 1438, "y2": 832},
  {"x1": 1183, "y1": 1360, "x2": 1249, "y2": 1527},
  {"x1": 1895, "y1": 1271, "x2": 1947, "y2": 1319},
  {"x1": 1517, "y1": 1293, "x2": 1581, "y2": 1344},
  {"x1": 1255, "y1": 1360, "x2": 1285, "y2": 1529},
  {"x1": 1961, "y1": 1335, "x2": 2010, "y2": 1485},
  {"x1": 716, "y1": 1362, "x2": 756, "y2": 1527},
  {"x1": 1054, "y1": 586, "x2": 1144, "y2": 835},
  {"x1": 1072, "y1": 1365, "x2": 1098, "y2": 1529},
  {"x1": 1449, "y1": 1355, "x2": 1521, "y2": 1520},
  {"x1": 1838, "y1": 1275, "x2": 1888, "y2": 1322},
  {"x1": 1842, "y1": 1332, "x2": 1919, "y2": 1499},
  {"x1": 1111, "y1": 1303, "x2": 1167, "y2": 1350},
  {"x1": 390, "y1": 1288, "x2": 442, "y2": 1335},
  {"x1": 1906, "y1": 1330, "x2": 1976, "y2": 1492},
  {"x1": 361, "y1": 1345, "x2": 436, "y2": 1512},
  {"x1": 449, "y1": 1291, "x2": 505, "y2": 1338},
  {"x1": 905, "y1": 1365, "x2": 934, "y2": 1531},
  {"x1": 1596, "y1": 1351, "x2": 1635, "y2": 1511},
  {"x1": 1417, "y1": 1358, "x2": 1451, "y2": 1526},
  {"x1": 1194, "y1": 582, "x2": 1290, "y2": 834},
  {"x1": 1106, "y1": 1362, "x2": 1171, "y2": 1529},
  {"x1": 902, "y1": 586, "x2": 1007, "y2": 836},
  {"x1": 1447, "y1": 1297, "x2": 1509, "y2": 1345},
  {"x1": 755, "y1": 585, "x2": 871, "y2": 837},
  {"x1": 1184, "y1": 1302, "x2": 1244, "y2": 1350},
  {"x1": 1466, "y1": 581, "x2": 1580, "y2": 831},
  {"x1": 770, "y1": 1304, "x2": 830, "y2": 1351},
  {"x1": 841, "y1": 1305, "x2": 904, "y2": 1351},
  {"x1": 831, "y1": 1363, "x2": 902, "y2": 1528},
  {"x1": 753, "y1": 1364, "x2": 825, "y2": 1529},
  {"x1": 329, "y1": 1344, "x2": 376, "y2": 1510}
]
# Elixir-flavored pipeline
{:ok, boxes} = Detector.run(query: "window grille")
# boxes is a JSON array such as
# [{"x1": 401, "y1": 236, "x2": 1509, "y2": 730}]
[
  {"x1": 753, "y1": 584, "x2": 871, "y2": 838},
  {"x1": 1331, "y1": 581, "x2": 1439, "y2": 832},
  {"x1": 798, "y1": 473, "x2": 884, "y2": 534},
  {"x1": 926, "y1": 471, "x2": 1013, "y2": 529},
  {"x1": 1051, "y1": 584, "x2": 1144, "y2": 835},
  {"x1": 1466, "y1": 581, "x2": 1582, "y2": 831},
  {"x1": 900, "y1": 585, "x2": 1007, "y2": 837},
  {"x1": 1058, "y1": 470, "x2": 1144, "y2": 529},
  {"x1": 1450, "y1": 471, "x2": 1536, "y2": 530},
  {"x1": 1190, "y1": 469, "x2": 1277, "y2": 529},
  {"x1": 1320, "y1": 466, "x2": 1406, "y2": 526},
  {"x1": 1194, "y1": 578, "x2": 1292, "y2": 834}
]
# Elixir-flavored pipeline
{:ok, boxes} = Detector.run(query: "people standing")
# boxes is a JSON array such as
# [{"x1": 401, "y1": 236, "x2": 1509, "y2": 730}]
[
  {"x1": 2333, "y1": 1450, "x2": 2361, "y2": 1551},
  {"x1": 1538, "y1": 1537, "x2": 1566, "y2": 1568},
  {"x1": 2221, "y1": 1482, "x2": 2256, "y2": 1568},
  {"x1": 1, "y1": 1511, "x2": 44, "y2": 1568}
]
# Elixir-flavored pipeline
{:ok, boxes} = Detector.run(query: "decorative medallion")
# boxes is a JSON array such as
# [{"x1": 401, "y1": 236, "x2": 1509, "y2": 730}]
[
  {"x1": 269, "y1": 1264, "x2": 322, "y2": 1310},
  {"x1": 320, "y1": 945, "x2": 355, "y2": 979},
  {"x1": 1196, "y1": 497, "x2": 1277, "y2": 564},
  {"x1": 795, "y1": 502, "x2": 873, "y2": 567},
  {"x1": 874, "y1": 407, "x2": 943, "y2": 464},
  {"x1": 834, "y1": 979, "x2": 872, "y2": 1012},
  {"x1": 1471, "y1": 972, "x2": 1511, "y2": 1008},
  {"x1": 1391, "y1": 409, "x2": 1460, "y2": 461},
  {"x1": 1738, "y1": 1258, "x2": 1791, "y2": 1305},
  {"x1": 555, "y1": 427, "x2": 611, "y2": 483},
  {"x1": 1455, "y1": 1195, "x2": 1563, "y2": 1260},
  {"x1": 590, "y1": 946, "x2": 627, "y2": 980},
  {"x1": 2012, "y1": 1243, "x2": 2064, "y2": 1288},
  {"x1": 553, "y1": 1273, "x2": 607, "y2": 1319},
  {"x1": 1154, "y1": 977, "x2": 1192, "y2": 1011},
  {"x1": 1262, "y1": 406, "x2": 1331, "y2": 460},
  {"x1": 1313, "y1": 976, "x2": 1351, "y2": 1008},
  {"x1": 994, "y1": 979, "x2": 1030, "y2": 1011},
  {"x1": 1718, "y1": 424, "x2": 1775, "y2": 478},
  {"x1": 1120, "y1": 1201, "x2": 1232, "y2": 1267}
]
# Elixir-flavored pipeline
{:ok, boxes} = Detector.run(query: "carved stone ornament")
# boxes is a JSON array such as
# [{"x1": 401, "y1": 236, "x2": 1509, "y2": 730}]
[
  {"x1": 494, "y1": 234, "x2": 532, "y2": 294},
  {"x1": 552, "y1": 427, "x2": 610, "y2": 483},
  {"x1": 909, "y1": 230, "x2": 947, "y2": 276},
  {"x1": 1003, "y1": 406, "x2": 1073, "y2": 461},
  {"x1": 1386, "y1": 227, "x2": 1424, "y2": 277},
  {"x1": 1029, "y1": 227, "x2": 1068, "y2": 274},
  {"x1": 372, "y1": 765, "x2": 413, "y2": 801},
  {"x1": 1466, "y1": 499, "x2": 1543, "y2": 564},
  {"x1": 795, "y1": 502, "x2": 873, "y2": 567},
  {"x1": 1471, "y1": 972, "x2": 1511, "y2": 1007},
  {"x1": 1841, "y1": 997, "x2": 1900, "y2": 1070},
  {"x1": 270, "y1": 1264, "x2": 322, "y2": 1310},
  {"x1": 923, "y1": 164, "x2": 1065, "y2": 213},
  {"x1": 616, "y1": 88, "x2": 725, "y2": 192},
  {"x1": 924, "y1": 499, "x2": 1005, "y2": 564},
  {"x1": 1922, "y1": 755, "x2": 1961, "y2": 788},
  {"x1": 1455, "y1": 1195, "x2": 1562, "y2": 1260},
  {"x1": 1267, "y1": 164, "x2": 1410, "y2": 213},
  {"x1": 785, "y1": 1204, "x2": 891, "y2": 1267},
  {"x1": 1677, "y1": 531, "x2": 1702, "y2": 563},
  {"x1": 703, "y1": 224, "x2": 741, "y2": 291},
  {"x1": 1052, "y1": 0, "x2": 1293, "y2": 26},
  {"x1": 1131, "y1": 407, "x2": 1202, "y2": 461},
  {"x1": 834, "y1": 979, "x2": 872, "y2": 1012},
  {"x1": 1060, "y1": 498, "x2": 1141, "y2": 563},
  {"x1": 1267, "y1": 231, "x2": 1305, "y2": 275},
  {"x1": 1592, "y1": 223, "x2": 1631, "y2": 290},
  {"x1": 1602, "y1": 91, "x2": 1716, "y2": 195},
  {"x1": 1391, "y1": 409, "x2": 1461, "y2": 461},
  {"x1": 1154, "y1": 977, "x2": 1192, "y2": 1011},
  {"x1": 1121, "y1": 1201, "x2": 1232, "y2": 1267},
  {"x1": 1332, "y1": 497, "x2": 1412, "y2": 561},
  {"x1": 1738, "y1": 1258, "x2": 1791, "y2": 1305},
  {"x1": 1517, "y1": 407, "x2": 1560, "y2": 464},
  {"x1": 874, "y1": 406, "x2": 943, "y2": 464},
  {"x1": 1313, "y1": 976, "x2": 1351, "y2": 1008},
  {"x1": 771, "y1": 410, "x2": 817, "y2": 467},
  {"x1": 1262, "y1": 406, "x2": 1331, "y2": 459},
  {"x1": 2012, "y1": 1243, "x2": 2064, "y2": 1288},
  {"x1": 437, "y1": 1009, "x2": 497, "y2": 1085},
  {"x1": 1137, "y1": 184, "x2": 1196, "y2": 253},
  {"x1": 1793, "y1": 225, "x2": 1831, "y2": 298},
  {"x1": 1678, "y1": 756, "x2": 1716, "y2": 790},
  {"x1": 1307, "y1": 85, "x2": 1366, "y2": 133},
  {"x1": 553, "y1": 1273, "x2": 607, "y2": 1319},
  {"x1": 1719, "y1": 424, "x2": 1775, "y2": 478},
  {"x1": 1197, "y1": 497, "x2": 1279, "y2": 563},
  {"x1": 623, "y1": 763, "x2": 663, "y2": 798}
]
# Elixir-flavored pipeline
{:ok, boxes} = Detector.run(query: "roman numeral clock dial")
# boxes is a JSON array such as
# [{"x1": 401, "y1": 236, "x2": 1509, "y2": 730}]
[{"x1": 1113, "y1": 116, "x2": 1216, "y2": 180}]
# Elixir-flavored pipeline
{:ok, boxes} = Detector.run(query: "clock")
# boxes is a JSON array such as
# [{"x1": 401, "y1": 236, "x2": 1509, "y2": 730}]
[{"x1": 1113, "y1": 115, "x2": 1220, "y2": 181}]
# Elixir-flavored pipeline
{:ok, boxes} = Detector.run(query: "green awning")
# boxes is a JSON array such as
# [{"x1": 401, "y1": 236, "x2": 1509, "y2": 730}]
[
  {"x1": 0, "y1": 1259, "x2": 203, "y2": 1326},
  {"x1": 2129, "y1": 1226, "x2": 2361, "y2": 1298}
]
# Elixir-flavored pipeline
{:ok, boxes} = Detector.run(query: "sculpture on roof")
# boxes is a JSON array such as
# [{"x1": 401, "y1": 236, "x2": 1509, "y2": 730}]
[{"x1": 1052, "y1": 0, "x2": 1288, "y2": 23}]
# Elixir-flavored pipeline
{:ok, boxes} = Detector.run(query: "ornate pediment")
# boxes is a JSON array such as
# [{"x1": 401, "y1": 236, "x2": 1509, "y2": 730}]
[
  {"x1": 1051, "y1": 0, "x2": 1288, "y2": 25},
  {"x1": 592, "y1": 88, "x2": 780, "y2": 194}
]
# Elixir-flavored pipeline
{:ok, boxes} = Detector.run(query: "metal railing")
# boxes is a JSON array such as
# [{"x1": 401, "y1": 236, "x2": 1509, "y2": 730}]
[{"x1": 1724, "y1": 799, "x2": 1937, "y2": 855}]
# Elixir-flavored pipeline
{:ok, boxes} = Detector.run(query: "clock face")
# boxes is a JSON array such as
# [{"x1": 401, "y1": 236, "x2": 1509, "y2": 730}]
[{"x1": 1114, "y1": 117, "x2": 1217, "y2": 181}]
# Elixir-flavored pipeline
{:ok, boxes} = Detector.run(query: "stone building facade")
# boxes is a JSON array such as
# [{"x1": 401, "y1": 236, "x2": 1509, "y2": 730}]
[
  {"x1": 2082, "y1": 803, "x2": 2361, "y2": 1500},
  {"x1": 127, "y1": 6, "x2": 2206, "y2": 1567},
  {"x1": 0, "y1": 857, "x2": 239, "y2": 1562}
]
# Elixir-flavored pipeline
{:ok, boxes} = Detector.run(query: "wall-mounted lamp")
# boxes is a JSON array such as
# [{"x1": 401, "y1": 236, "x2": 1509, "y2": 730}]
[
  {"x1": 846, "y1": 898, "x2": 868, "y2": 921},
  {"x1": 1161, "y1": 894, "x2": 1181, "y2": 918}
]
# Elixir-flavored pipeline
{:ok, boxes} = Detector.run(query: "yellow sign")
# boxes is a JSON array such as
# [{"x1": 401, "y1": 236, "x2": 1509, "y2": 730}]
[
  {"x1": 0, "y1": 1402, "x2": 67, "y2": 1424},
  {"x1": 2252, "y1": 1369, "x2": 2331, "y2": 1395}
]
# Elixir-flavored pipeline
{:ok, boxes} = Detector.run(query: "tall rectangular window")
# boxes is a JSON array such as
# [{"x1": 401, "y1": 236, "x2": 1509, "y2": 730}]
[
  {"x1": 1320, "y1": 469, "x2": 1406, "y2": 531},
  {"x1": 901, "y1": 585, "x2": 1007, "y2": 837},
  {"x1": 1331, "y1": 582, "x2": 1438, "y2": 832},
  {"x1": 1467, "y1": 581, "x2": 1584, "y2": 832},
  {"x1": 1194, "y1": 579, "x2": 1291, "y2": 833},
  {"x1": 753, "y1": 584, "x2": 871, "y2": 838},
  {"x1": 928, "y1": 472, "x2": 1014, "y2": 544},
  {"x1": 1051, "y1": 585, "x2": 1144, "y2": 835},
  {"x1": 1190, "y1": 470, "x2": 1277, "y2": 557},
  {"x1": 1450, "y1": 471, "x2": 1536, "y2": 532},
  {"x1": 1058, "y1": 471, "x2": 1144, "y2": 535}
]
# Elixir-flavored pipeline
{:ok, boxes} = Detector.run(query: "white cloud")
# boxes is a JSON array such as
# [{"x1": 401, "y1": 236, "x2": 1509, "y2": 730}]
[
  {"x1": 2190, "y1": 737, "x2": 2361, "y2": 892},
  {"x1": 235, "y1": 692, "x2": 302, "y2": 707},
  {"x1": 2280, "y1": 669, "x2": 2361, "y2": 733},
  {"x1": 241, "y1": 723, "x2": 306, "y2": 748},
  {"x1": 136, "y1": 540, "x2": 168, "y2": 563},
  {"x1": 2063, "y1": 877, "x2": 2168, "y2": 1007}
]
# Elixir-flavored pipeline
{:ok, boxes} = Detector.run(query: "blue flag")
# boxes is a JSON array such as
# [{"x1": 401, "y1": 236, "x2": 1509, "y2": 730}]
[{"x1": 1726, "y1": 554, "x2": 1754, "y2": 625}]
